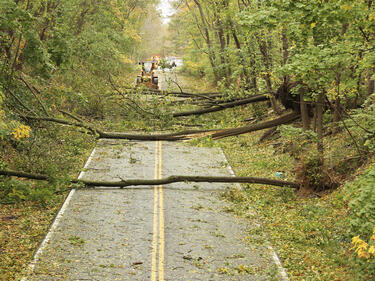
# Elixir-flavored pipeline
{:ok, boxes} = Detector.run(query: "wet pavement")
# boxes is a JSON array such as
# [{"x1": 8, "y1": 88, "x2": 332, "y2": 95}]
[{"x1": 24, "y1": 140, "x2": 288, "y2": 280}]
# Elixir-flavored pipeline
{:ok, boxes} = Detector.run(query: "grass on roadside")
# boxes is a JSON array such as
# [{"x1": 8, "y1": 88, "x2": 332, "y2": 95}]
[
  {"x1": 182, "y1": 103, "x2": 372, "y2": 280},
  {"x1": 217, "y1": 129, "x2": 365, "y2": 281},
  {"x1": 0, "y1": 127, "x2": 95, "y2": 280}
]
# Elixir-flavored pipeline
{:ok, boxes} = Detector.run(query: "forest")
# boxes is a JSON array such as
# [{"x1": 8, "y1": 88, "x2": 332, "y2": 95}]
[{"x1": 1, "y1": 0, "x2": 375, "y2": 280}]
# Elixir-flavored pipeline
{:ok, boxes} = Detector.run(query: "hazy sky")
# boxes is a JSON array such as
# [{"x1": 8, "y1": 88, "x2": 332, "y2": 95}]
[{"x1": 158, "y1": 0, "x2": 175, "y2": 24}]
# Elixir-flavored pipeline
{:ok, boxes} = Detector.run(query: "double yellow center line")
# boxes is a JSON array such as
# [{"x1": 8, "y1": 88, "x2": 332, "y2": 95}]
[{"x1": 151, "y1": 141, "x2": 165, "y2": 281}]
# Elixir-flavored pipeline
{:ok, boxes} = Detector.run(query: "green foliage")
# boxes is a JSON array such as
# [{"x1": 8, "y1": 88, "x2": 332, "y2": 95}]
[
  {"x1": 347, "y1": 164, "x2": 375, "y2": 240},
  {"x1": 0, "y1": 178, "x2": 53, "y2": 206},
  {"x1": 346, "y1": 98, "x2": 375, "y2": 153},
  {"x1": 279, "y1": 125, "x2": 318, "y2": 156},
  {"x1": 23, "y1": 30, "x2": 53, "y2": 77},
  {"x1": 345, "y1": 164, "x2": 375, "y2": 279},
  {"x1": 219, "y1": 128, "x2": 355, "y2": 280}
]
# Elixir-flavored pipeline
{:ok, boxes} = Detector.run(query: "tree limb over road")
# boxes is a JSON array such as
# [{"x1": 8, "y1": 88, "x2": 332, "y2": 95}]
[
  {"x1": 24, "y1": 111, "x2": 299, "y2": 141},
  {"x1": 0, "y1": 169, "x2": 299, "y2": 189}
]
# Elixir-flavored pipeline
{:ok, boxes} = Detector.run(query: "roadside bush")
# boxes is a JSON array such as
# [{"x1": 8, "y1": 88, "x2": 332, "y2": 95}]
[
  {"x1": 346, "y1": 102, "x2": 375, "y2": 153},
  {"x1": 347, "y1": 164, "x2": 375, "y2": 239},
  {"x1": 345, "y1": 163, "x2": 375, "y2": 279},
  {"x1": 0, "y1": 178, "x2": 53, "y2": 206},
  {"x1": 350, "y1": 228, "x2": 375, "y2": 279},
  {"x1": 279, "y1": 125, "x2": 339, "y2": 190}
]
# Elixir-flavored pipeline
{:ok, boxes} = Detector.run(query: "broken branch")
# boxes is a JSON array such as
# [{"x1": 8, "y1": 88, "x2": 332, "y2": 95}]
[
  {"x1": 81, "y1": 175, "x2": 299, "y2": 189},
  {"x1": 209, "y1": 112, "x2": 300, "y2": 139},
  {"x1": 0, "y1": 169, "x2": 48, "y2": 180},
  {"x1": 0, "y1": 169, "x2": 299, "y2": 189}
]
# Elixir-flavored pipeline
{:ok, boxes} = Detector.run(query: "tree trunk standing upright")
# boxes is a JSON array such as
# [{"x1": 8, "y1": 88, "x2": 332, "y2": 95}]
[
  {"x1": 214, "y1": 9, "x2": 228, "y2": 80},
  {"x1": 332, "y1": 97, "x2": 341, "y2": 133},
  {"x1": 367, "y1": 72, "x2": 375, "y2": 96},
  {"x1": 257, "y1": 34, "x2": 281, "y2": 114},
  {"x1": 230, "y1": 19, "x2": 250, "y2": 86},
  {"x1": 300, "y1": 91, "x2": 310, "y2": 130},
  {"x1": 244, "y1": 38, "x2": 259, "y2": 93},
  {"x1": 255, "y1": 0, "x2": 281, "y2": 114},
  {"x1": 316, "y1": 92, "x2": 324, "y2": 160},
  {"x1": 190, "y1": 0, "x2": 220, "y2": 82},
  {"x1": 281, "y1": 28, "x2": 289, "y2": 66}
]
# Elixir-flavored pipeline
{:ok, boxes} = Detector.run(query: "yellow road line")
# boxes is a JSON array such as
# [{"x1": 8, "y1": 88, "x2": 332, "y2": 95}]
[
  {"x1": 158, "y1": 141, "x2": 165, "y2": 281},
  {"x1": 151, "y1": 142, "x2": 159, "y2": 281},
  {"x1": 151, "y1": 141, "x2": 165, "y2": 281}
]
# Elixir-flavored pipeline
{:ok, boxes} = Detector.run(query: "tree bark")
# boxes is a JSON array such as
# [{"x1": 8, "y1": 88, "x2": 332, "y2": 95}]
[
  {"x1": 258, "y1": 127, "x2": 277, "y2": 143},
  {"x1": 81, "y1": 175, "x2": 299, "y2": 189},
  {"x1": 25, "y1": 111, "x2": 300, "y2": 141},
  {"x1": 316, "y1": 92, "x2": 324, "y2": 158},
  {"x1": 300, "y1": 91, "x2": 310, "y2": 130},
  {"x1": 190, "y1": 0, "x2": 219, "y2": 81},
  {"x1": 0, "y1": 169, "x2": 299, "y2": 189},
  {"x1": 0, "y1": 169, "x2": 48, "y2": 180},
  {"x1": 210, "y1": 112, "x2": 300, "y2": 139}
]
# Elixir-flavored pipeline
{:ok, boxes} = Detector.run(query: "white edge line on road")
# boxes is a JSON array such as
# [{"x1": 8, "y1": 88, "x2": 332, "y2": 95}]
[
  {"x1": 20, "y1": 189, "x2": 76, "y2": 281},
  {"x1": 219, "y1": 148, "x2": 289, "y2": 281},
  {"x1": 268, "y1": 245, "x2": 290, "y2": 281},
  {"x1": 21, "y1": 147, "x2": 97, "y2": 281},
  {"x1": 78, "y1": 147, "x2": 97, "y2": 180},
  {"x1": 219, "y1": 148, "x2": 238, "y2": 177}
]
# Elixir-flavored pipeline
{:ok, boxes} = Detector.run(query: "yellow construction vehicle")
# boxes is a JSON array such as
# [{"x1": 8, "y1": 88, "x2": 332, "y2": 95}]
[{"x1": 136, "y1": 59, "x2": 159, "y2": 89}]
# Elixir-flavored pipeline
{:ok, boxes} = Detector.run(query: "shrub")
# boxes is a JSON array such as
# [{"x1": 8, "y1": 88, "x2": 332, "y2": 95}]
[
  {"x1": 0, "y1": 178, "x2": 54, "y2": 207},
  {"x1": 350, "y1": 227, "x2": 375, "y2": 279},
  {"x1": 347, "y1": 164, "x2": 375, "y2": 239}
]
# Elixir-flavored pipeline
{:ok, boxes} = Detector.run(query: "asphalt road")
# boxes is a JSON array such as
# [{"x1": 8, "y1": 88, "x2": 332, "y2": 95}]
[
  {"x1": 23, "y1": 140, "x2": 288, "y2": 281},
  {"x1": 155, "y1": 68, "x2": 180, "y2": 92}
]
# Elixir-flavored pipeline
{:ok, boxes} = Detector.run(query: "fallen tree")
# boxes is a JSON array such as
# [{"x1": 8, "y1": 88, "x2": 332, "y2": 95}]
[
  {"x1": 0, "y1": 169, "x2": 300, "y2": 189},
  {"x1": 24, "y1": 111, "x2": 299, "y2": 141},
  {"x1": 23, "y1": 115, "x2": 217, "y2": 140},
  {"x1": 209, "y1": 112, "x2": 300, "y2": 139},
  {"x1": 124, "y1": 87, "x2": 222, "y2": 100}
]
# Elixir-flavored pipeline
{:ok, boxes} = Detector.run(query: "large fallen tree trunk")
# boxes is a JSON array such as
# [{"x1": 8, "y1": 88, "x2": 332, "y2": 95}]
[
  {"x1": 0, "y1": 169, "x2": 299, "y2": 189},
  {"x1": 98, "y1": 130, "x2": 217, "y2": 141},
  {"x1": 23, "y1": 115, "x2": 217, "y2": 140},
  {"x1": 209, "y1": 112, "x2": 300, "y2": 139},
  {"x1": 24, "y1": 111, "x2": 299, "y2": 141},
  {"x1": 81, "y1": 176, "x2": 299, "y2": 188},
  {"x1": 172, "y1": 94, "x2": 268, "y2": 117}
]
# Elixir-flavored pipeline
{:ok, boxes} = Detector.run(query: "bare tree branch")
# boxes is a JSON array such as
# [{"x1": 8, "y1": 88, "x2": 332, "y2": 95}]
[{"x1": 0, "y1": 169, "x2": 299, "y2": 189}]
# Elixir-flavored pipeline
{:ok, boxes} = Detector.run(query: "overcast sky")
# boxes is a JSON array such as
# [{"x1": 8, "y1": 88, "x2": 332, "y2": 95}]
[{"x1": 158, "y1": 0, "x2": 175, "y2": 24}]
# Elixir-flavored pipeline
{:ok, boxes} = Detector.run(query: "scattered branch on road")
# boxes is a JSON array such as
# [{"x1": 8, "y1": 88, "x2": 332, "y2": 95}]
[{"x1": 0, "y1": 169, "x2": 300, "y2": 189}]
